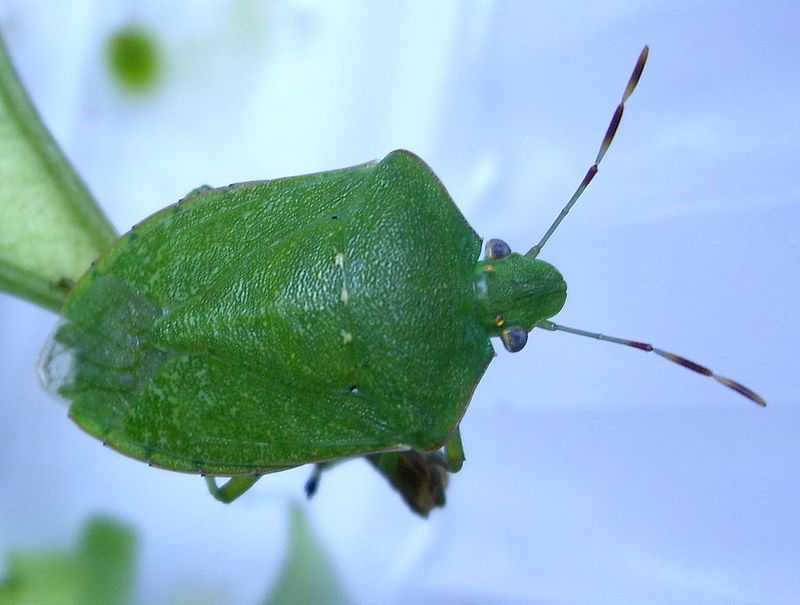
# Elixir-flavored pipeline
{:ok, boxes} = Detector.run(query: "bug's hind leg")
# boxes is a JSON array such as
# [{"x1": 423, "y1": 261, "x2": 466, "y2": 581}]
[{"x1": 205, "y1": 475, "x2": 261, "y2": 503}]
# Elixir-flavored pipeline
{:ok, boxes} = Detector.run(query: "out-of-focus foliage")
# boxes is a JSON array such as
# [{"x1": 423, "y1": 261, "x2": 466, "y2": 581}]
[
  {"x1": 0, "y1": 508, "x2": 347, "y2": 605},
  {"x1": 0, "y1": 516, "x2": 136, "y2": 605},
  {"x1": 0, "y1": 33, "x2": 117, "y2": 312},
  {"x1": 262, "y1": 504, "x2": 349, "y2": 605},
  {"x1": 105, "y1": 25, "x2": 162, "y2": 94}
]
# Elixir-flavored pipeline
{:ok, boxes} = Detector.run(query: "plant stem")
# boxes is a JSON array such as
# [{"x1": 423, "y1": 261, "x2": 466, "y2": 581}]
[{"x1": 0, "y1": 32, "x2": 118, "y2": 312}]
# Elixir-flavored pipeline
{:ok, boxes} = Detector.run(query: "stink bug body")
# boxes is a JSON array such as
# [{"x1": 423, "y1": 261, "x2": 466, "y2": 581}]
[{"x1": 40, "y1": 47, "x2": 764, "y2": 516}]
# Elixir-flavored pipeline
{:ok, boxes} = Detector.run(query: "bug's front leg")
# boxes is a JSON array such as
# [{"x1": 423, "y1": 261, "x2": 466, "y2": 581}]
[{"x1": 205, "y1": 475, "x2": 261, "y2": 503}]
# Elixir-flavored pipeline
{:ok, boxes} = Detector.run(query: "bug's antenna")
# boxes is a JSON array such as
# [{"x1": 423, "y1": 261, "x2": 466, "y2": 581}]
[
  {"x1": 527, "y1": 46, "x2": 649, "y2": 259},
  {"x1": 536, "y1": 319, "x2": 766, "y2": 407}
]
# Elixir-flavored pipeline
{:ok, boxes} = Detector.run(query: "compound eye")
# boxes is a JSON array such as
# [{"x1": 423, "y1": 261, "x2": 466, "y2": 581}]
[
  {"x1": 501, "y1": 326, "x2": 528, "y2": 353},
  {"x1": 485, "y1": 238, "x2": 511, "y2": 260}
]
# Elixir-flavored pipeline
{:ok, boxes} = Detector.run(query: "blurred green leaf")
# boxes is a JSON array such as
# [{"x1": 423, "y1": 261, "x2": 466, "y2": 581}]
[
  {"x1": 262, "y1": 504, "x2": 349, "y2": 605},
  {"x1": 106, "y1": 25, "x2": 162, "y2": 95},
  {"x1": 0, "y1": 516, "x2": 136, "y2": 605},
  {"x1": 0, "y1": 551, "x2": 80, "y2": 605},
  {"x1": 0, "y1": 32, "x2": 117, "y2": 312},
  {"x1": 77, "y1": 517, "x2": 137, "y2": 605}
]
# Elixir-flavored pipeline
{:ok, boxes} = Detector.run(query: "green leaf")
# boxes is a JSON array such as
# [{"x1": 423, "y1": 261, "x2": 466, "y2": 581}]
[
  {"x1": 77, "y1": 517, "x2": 137, "y2": 605},
  {"x1": 106, "y1": 25, "x2": 163, "y2": 95},
  {"x1": 0, "y1": 32, "x2": 117, "y2": 312},
  {"x1": 0, "y1": 516, "x2": 136, "y2": 605},
  {"x1": 0, "y1": 551, "x2": 80, "y2": 605},
  {"x1": 262, "y1": 504, "x2": 349, "y2": 605}
]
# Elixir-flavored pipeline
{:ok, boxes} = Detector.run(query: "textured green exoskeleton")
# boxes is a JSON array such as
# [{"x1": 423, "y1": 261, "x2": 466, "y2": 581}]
[
  {"x1": 42, "y1": 150, "x2": 565, "y2": 512},
  {"x1": 50, "y1": 149, "x2": 531, "y2": 463},
  {"x1": 41, "y1": 47, "x2": 764, "y2": 516}
]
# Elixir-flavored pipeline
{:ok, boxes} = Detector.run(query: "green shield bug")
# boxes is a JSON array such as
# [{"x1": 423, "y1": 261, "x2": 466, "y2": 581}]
[{"x1": 40, "y1": 46, "x2": 765, "y2": 516}]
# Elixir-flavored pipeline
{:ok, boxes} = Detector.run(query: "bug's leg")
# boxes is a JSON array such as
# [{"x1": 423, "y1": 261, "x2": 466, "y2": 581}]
[
  {"x1": 366, "y1": 450, "x2": 449, "y2": 517},
  {"x1": 304, "y1": 461, "x2": 341, "y2": 498},
  {"x1": 305, "y1": 465, "x2": 323, "y2": 498},
  {"x1": 205, "y1": 475, "x2": 261, "y2": 504},
  {"x1": 444, "y1": 425, "x2": 465, "y2": 473}
]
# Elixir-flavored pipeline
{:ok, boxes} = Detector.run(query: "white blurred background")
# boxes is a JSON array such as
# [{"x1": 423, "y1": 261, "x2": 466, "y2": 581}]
[{"x1": 1, "y1": 1, "x2": 798, "y2": 603}]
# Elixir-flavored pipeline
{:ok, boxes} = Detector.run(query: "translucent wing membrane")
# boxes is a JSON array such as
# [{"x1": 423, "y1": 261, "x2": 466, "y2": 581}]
[{"x1": 38, "y1": 322, "x2": 76, "y2": 402}]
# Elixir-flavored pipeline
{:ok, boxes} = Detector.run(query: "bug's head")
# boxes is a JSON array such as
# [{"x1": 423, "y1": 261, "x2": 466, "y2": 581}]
[
  {"x1": 474, "y1": 239, "x2": 566, "y2": 352},
  {"x1": 467, "y1": 46, "x2": 765, "y2": 406}
]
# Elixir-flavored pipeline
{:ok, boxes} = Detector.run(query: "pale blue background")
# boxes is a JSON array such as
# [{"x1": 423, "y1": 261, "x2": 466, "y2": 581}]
[{"x1": 1, "y1": 1, "x2": 798, "y2": 604}]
